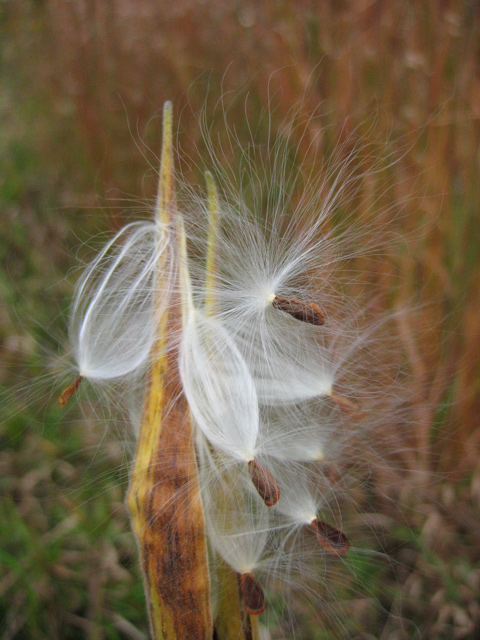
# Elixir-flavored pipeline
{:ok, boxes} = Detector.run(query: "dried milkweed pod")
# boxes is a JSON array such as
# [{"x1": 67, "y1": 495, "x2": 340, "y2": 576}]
[{"x1": 55, "y1": 98, "x2": 407, "y2": 640}]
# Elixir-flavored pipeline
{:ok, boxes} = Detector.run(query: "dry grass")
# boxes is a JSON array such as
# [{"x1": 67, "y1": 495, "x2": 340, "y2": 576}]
[{"x1": 1, "y1": 1, "x2": 480, "y2": 638}]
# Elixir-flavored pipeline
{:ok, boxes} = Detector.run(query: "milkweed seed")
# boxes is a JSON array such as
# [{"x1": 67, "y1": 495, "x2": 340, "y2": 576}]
[
  {"x1": 310, "y1": 518, "x2": 350, "y2": 555},
  {"x1": 272, "y1": 295, "x2": 325, "y2": 326},
  {"x1": 239, "y1": 572, "x2": 266, "y2": 616},
  {"x1": 59, "y1": 375, "x2": 83, "y2": 407},
  {"x1": 248, "y1": 459, "x2": 280, "y2": 507}
]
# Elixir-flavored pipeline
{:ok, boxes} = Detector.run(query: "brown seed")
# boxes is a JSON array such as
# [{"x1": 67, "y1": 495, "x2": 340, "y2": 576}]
[
  {"x1": 330, "y1": 392, "x2": 365, "y2": 419},
  {"x1": 239, "y1": 572, "x2": 265, "y2": 616},
  {"x1": 272, "y1": 295, "x2": 325, "y2": 326},
  {"x1": 248, "y1": 459, "x2": 280, "y2": 507},
  {"x1": 59, "y1": 375, "x2": 83, "y2": 407},
  {"x1": 310, "y1": 518, "x2": 350, "y2": 556}
]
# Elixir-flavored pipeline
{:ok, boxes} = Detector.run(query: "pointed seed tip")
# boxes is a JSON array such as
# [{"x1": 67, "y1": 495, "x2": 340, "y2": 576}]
[
  {"x1": 239, "y1": 572, "x2": 266, "y2": 616},
  {"x1": 310, "y1": 518, "x2": 350, "y2": 556},
  {"x1": 248, "y1": 459, "x2": 280, "y2": 507},
  {"x1": 59, "y1": 375, "x2": 83, "y2": 407}
]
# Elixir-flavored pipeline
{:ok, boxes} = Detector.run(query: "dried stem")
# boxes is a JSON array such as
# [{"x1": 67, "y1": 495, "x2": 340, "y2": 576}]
[{"x1": 126, "y1": 102, "x2": 212, "y2": 640}]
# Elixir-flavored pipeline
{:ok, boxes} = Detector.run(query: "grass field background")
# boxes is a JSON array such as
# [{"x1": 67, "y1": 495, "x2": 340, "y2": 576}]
[{"x1": 1, "y1": 2, "x2": 480, "y2": 638}]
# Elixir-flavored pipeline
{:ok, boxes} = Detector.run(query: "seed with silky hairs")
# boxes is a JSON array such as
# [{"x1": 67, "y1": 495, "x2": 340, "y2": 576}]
[
  {"x1": 272, "y1": 295, "x2": 325, "y2": 326},
  {"x1": 310, "y1": 518, "x2": 350, "y2": 555},
  {"x1": 239, "y1": 572, "x2": 266, "y2": 616},
  {"x1": 248, "y1": 459, "x2": 280, "y2": 507},
  {"x1": 59, "y1": 375, "x2": 83, "y2": 407}
]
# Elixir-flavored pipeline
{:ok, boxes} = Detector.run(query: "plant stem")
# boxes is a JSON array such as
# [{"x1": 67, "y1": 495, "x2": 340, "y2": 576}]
[{"x1": 126, "y1": 101, "x2": 212, "y2": 640}]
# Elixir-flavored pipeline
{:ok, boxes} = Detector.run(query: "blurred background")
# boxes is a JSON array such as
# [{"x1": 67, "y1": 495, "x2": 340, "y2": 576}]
[{"x1": 1, "y1": 1, "x2": 480, "y2": 638}]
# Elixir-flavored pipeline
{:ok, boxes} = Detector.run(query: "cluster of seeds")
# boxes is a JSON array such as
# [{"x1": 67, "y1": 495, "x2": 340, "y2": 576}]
[{"x1": 60, "y1": 102, "x2": 386, "y2": 624}]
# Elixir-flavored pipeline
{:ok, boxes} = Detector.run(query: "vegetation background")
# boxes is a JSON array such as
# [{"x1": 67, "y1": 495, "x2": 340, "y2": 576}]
[{"x1": 1, "y1": 1, "x2": 480, "y2": 638}]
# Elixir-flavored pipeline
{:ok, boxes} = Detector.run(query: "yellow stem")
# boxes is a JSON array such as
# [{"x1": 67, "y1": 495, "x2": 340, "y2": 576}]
[
  {"x1": 126, "y1": 101, "x2": 212, "y2": 640},
  {"x1": 250, "y1": 615, "x2": 261, "y2": 640},
  {"x1": 155, "y1": 101, "x2": 174, "y2": 227}
]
